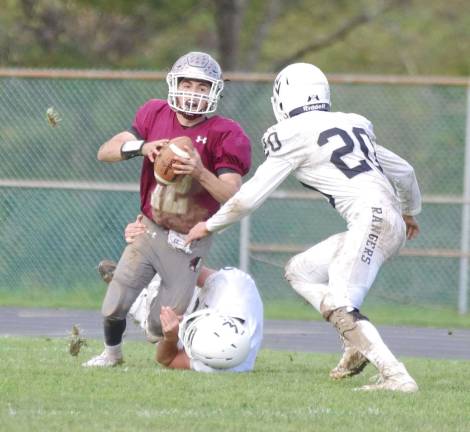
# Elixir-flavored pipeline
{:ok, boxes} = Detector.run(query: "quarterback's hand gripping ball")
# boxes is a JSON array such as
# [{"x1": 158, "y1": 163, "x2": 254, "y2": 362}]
[{"x1": 153, "y1": 136, "x2": 193, "y2": 185}]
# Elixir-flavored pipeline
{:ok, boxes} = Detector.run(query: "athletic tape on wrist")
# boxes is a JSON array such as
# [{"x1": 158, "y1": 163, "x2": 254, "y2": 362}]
[{"x1": 121, "y1": 140, "x2": 145, "y2": 160}]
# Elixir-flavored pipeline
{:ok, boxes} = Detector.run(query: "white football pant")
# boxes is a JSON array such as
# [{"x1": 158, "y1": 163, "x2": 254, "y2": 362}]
[{"x1": 285, "y1": 204, "x2": 406, "y2": 313}]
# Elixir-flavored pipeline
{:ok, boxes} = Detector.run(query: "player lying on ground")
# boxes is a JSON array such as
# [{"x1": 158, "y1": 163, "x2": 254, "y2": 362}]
[
  {"x1": 99, "y1": 260, "x2": 263, "y2": 372},
  {"x1": 185, "y1": 63, "x2": 422, "y2": 393},
  {"x1": 92, "y1": 218, "x2": 263, "y2": 372}
]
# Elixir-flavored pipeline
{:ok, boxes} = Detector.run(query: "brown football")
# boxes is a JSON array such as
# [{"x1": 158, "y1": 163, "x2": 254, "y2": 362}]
[{"x1": 154, "y1": 136, "x2": 193, "y2": 185}]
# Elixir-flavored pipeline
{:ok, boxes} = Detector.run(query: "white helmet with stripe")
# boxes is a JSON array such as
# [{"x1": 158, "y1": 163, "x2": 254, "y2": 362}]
[
  {"x1": 271, "y1": 63, "x2": 330, "y2": 123},
  {"x1": 179, "y1": 309, "x2": 250, "y2": 369}
]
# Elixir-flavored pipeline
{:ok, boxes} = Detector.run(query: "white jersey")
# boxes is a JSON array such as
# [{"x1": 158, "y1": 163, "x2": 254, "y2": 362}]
[
  {"x1": 206, "y1": 111, "x2": 421, "y2": 232},
  {"x1": 128, "y1": 267, "x2": 263, "y2": 373},
  {"x1": 187, "y1": 267, "x2": 264, "y2": 373}
]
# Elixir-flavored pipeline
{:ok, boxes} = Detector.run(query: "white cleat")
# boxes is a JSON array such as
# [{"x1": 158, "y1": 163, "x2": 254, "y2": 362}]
[
  {"x1": 330, "y1": 347, "x2": 369, "y2": 380},
  {"x1": 82, "y1": 351, "x2": 123, "y2": 368},
  {"x1": 357, "y1": 363, "x2": 418, "y2": 393}
]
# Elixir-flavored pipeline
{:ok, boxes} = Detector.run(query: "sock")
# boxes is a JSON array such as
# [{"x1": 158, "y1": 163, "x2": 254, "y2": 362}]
[
  {"x1": 105, "y1": 342, "x2": 123, "y2": 360},
  {"x1": 355, "y1": 320, "x2": 401, "y2": 372},
  {"x1": 104, "y1": 318, "x2": 126, "y2": 346}
]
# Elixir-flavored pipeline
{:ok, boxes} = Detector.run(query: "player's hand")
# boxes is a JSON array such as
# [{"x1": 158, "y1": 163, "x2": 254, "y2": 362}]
[
  {"x1": 125, "y1": 214, "x2": 146, "y2": 243},
  {"x1": 172, "y1": 145, "x2": 204, "y2": 179},
  {"x1": 403, "y1": 215, "x2": 420, "y2": 240},
  {"x1": 142, "y1": 139, "x2": 170, "y2": 163},
  {"x1": 185, "y1": 221, "x2": 210, "y2": 246},
  {"x1": 160, "y1": 306, "x2": 181, "y2": 342}
]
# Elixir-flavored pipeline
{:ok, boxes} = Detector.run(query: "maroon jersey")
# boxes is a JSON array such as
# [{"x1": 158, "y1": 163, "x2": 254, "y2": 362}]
[{"x1": 132, "y1": 99, "x2": 251, "y2": 233}]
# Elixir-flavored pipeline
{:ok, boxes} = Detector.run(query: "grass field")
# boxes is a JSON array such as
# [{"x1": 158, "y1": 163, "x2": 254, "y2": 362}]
[{"x1": 1, "y1": 337, "x2": 469, "y2": 432}]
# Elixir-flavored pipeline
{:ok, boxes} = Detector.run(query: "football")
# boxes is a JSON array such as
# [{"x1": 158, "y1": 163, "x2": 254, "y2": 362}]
[{"x1": 153, "y1": 136, "x2": 193, "y2": 185}]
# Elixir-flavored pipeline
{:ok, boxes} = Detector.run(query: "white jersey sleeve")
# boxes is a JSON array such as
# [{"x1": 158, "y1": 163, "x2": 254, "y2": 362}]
[
  {"x1": 206, "y1": 124, "x2": 305, "y2": 233},
  {"x1": 375, "y1": 144, "x2": 422, "y2": 216}
]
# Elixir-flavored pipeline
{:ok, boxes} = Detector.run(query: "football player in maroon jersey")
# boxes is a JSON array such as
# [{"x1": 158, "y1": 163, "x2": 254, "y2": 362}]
[{"x1": 83, "y1": 52, "x2": 251, "y2": 367}]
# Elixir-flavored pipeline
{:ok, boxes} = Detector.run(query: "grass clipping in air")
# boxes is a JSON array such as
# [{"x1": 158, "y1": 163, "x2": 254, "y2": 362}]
[{"x1": 68, "y1": 325, "x2": 87, "y2": 356}]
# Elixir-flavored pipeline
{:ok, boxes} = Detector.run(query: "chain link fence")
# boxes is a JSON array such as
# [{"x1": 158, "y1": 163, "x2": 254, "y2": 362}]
[{"x1": 0, "y1": 70, "x2": 469, "y2": 313}]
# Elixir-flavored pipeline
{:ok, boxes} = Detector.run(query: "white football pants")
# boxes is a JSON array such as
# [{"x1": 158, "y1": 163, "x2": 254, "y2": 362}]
[{"x1": 285, "y1": 204, "x2": 406, "y2": 313}]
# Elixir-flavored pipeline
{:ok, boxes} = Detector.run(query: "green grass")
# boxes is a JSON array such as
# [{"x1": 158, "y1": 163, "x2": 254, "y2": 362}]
[
  {"x1": 265, "y1": 300, "x2": 470, "y2": 328},
  {"x1": 1, "y1": 337, "x2": 469, "y2": 432},
  {"x1": 2, "y1": 286, "x2": 470, "y2": 328},
  {"x1": 0, "y1": 284, "x2": 104, "y2": 310}
]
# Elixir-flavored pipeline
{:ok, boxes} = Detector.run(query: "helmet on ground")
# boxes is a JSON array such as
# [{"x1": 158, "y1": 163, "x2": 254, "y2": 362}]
[
  {"x1": 179, "y1": 309, "x2": 250, "y2": 369},
  {"x1": 271, "y1": 63, "x2": 330, "y2": 123},
  {"x1": 167, "y1": 52, "x2": 224, "y2": 115}
]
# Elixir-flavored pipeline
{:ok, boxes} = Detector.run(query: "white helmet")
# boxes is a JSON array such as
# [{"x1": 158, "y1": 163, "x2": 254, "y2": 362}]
[
  {"x1": 167, "y1": 52, "x2": 224, "y2": 115},
  {"x1": 179, "y1": 309, "x2": 251, "y2": 369},
  {"x1": 271, "y1": 63, "x2": 330, "y2": 123}
]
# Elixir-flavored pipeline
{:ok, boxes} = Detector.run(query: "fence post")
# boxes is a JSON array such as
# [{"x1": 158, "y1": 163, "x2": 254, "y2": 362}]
[
  {"x1": 459, "y1": 86, "x2": 470, "y2": 314},
  {"x1": 239, "y1": 216, "x2": 251, "y2": 273}
]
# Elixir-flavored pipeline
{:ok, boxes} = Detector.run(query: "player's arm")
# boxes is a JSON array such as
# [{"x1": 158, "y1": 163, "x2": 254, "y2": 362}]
[
  {"x1": 375, "y1": 144, "x2": 422, "y2": 216},
  {"x1": 155, "y1": 307, "x2": 191, "y2": 369},
  {"x1": 97, "y1": 131, "x2": 140, "y2": 162},
  {"x1": 174, "y1": 124, "x2": 251, "y2": 203},
  {"x1": 185, "y1": 156, "x2": 294, "y2": 244},
  {"x1": 172, "y1": 145, "x2": 242, "y2": 203},
  {"x1": 207, "y1": 157, "x2": 293, "y2": 232},
  {"x1": 403, "y1": 214, "x2": 420, "y2": 240},
  {"x1": 199, "y1": 171, "x2": 242, "y2": 203},
  {"x1": 156, "y1": 340, "x2": 190, "y2": 369},
  {"x1": 375, "y1": 145, "x2": 421, "y2": 240},
  {"x1": 185, "y1": 124, "x2": 305, "y2": 243},
  {"x1": 97, "y1": 131, "x2": 169, "y2": 163}
]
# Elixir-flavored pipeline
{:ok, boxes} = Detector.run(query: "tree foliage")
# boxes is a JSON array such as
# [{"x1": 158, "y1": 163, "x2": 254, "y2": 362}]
[{"x1": 0, "y1": 0, "x2": 468, "y2": 75}]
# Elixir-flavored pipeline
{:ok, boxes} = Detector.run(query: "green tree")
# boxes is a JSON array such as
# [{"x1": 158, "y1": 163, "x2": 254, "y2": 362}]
[{"x1": 0, "y1": 0, "x2": 468, "y2": 75}]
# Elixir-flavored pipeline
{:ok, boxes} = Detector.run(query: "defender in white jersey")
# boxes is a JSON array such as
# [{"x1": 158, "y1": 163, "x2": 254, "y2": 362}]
[
  {"x1": 186, "y1": 63, "x2": 421, "y2": 392},
  {"x1": 157, "y1": 266, "x2": 263, "y2": 372}
]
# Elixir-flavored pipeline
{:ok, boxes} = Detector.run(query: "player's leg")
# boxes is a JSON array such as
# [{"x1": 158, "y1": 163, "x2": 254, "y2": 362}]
[
  {"x1": 146, "y1": 225, "x2": 213, "y2": 340},
  {"x1": 83, "y1": 236, "x2": 156, "y2": 367},
  {"x1": 285, "y1": 233, "x2": 343, "y2": 311},
  {"x1": 96, "y1": 259, "x2": 162, "y2": 333},
  {"x1": 285, "y1": 233, "x2": 370, "y2": 379},
  {"x1": 324, "y1": 306, "x2": 417, "y2": 391},
  {"x1": 329, "y1": 336, "x2": 370, "y2": 380},
  {"x1": 321, "y1": 206, "x2": 417, "y2": 392}
]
